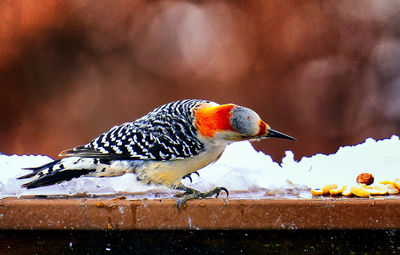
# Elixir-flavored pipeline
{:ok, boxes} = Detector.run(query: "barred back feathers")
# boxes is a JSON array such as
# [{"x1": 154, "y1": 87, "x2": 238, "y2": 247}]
[{"x1": 61, "y1": 99, "x2": 213, "y2": 160}]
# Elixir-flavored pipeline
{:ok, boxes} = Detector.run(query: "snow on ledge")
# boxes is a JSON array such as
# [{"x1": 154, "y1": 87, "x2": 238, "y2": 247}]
[{"x1": 0, "y1": 135, "x2": 399, "y2": 199}]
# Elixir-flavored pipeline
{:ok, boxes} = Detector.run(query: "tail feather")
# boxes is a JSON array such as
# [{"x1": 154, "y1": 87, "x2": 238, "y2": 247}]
[
  {"x1": 18, "y1": 158, "x2": 97, "y2": 188},
  {"x1": 17, "y1": 171, "x2": 39, "y2": 180},
  {"x1": 18, "y1": 160, "x2": 62, "y2": 180},
  {"x1": 19, "y1": 159, "x2": 62, "y2": 175},
  {"x1": 22, "y1": 169, "x2": 96, "y2": 188},
  {"x1": 18, "y1": 157, "x2": 135, "y2": 189}
]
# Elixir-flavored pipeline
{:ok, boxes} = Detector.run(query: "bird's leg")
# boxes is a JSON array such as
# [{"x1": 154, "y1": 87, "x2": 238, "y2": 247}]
[
  {"x1": 175, "y1": 184, "x2": 198, "y2": 195},
  {"x1": 175, "y1": 183, "x2": 229, "y2": 210}
]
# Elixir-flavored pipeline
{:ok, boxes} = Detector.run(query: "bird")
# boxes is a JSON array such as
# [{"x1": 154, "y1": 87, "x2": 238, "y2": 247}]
[{"x1": 18, "y1": 99, "x2": 295, "y2": 209}]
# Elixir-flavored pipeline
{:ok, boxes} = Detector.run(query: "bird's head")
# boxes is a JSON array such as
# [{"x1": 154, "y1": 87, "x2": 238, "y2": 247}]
[{"x1": 194, "y1": 103, "x2": 295, "y2": 142}]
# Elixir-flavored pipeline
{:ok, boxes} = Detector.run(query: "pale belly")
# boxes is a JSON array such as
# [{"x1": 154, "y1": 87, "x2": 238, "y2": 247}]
[{"x1": 135, "y1": 145, "x2": 227, "y2": 188}]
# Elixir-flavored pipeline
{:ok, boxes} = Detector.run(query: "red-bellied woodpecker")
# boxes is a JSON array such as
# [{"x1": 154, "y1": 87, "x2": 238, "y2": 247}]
[{"x1": 18, "y1": 99, "x2": 295, "y2": 209}]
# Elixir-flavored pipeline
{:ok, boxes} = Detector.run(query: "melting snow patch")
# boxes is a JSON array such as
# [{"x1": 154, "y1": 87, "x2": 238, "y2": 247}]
[{"x1": 0, "y1": 135, "x2": 399, "y2": 199}]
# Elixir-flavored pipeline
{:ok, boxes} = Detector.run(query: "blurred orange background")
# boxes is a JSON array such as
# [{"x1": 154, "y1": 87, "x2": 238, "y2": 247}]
[{"x1": 0, "y1": 0, "x2": 399, "y2": 161}]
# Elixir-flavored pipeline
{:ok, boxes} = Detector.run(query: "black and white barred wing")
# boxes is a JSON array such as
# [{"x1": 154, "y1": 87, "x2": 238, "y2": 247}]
[
  {"x1": 60, "y1": 121, "x2": 204, "y2": 161},
  {"x1": 61, "y1": 99, "x2": 209, "y2": 161}
]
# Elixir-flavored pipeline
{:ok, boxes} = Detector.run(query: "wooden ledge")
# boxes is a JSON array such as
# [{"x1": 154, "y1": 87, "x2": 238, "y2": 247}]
[{"x1": 0, "y1": 197, "x2": 400, "y2": 230}]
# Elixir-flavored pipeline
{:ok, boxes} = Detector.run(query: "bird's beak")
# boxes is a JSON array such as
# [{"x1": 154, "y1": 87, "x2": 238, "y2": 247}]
[{"x1": 266, "y1": 129, "x2": 296, "y2": 141}]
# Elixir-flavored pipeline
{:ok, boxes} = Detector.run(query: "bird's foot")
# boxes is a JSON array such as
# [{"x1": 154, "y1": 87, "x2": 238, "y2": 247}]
[{"x1": 176, "y1": 186, "x2": 229, "y2": 210}]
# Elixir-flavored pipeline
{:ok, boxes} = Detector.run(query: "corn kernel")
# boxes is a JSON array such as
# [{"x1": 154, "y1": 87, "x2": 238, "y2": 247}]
[
  {"x1": 351, "y1": 185, "x2": 370, "y2": 197},
  {"x1": 321, "y1": 184, "x2": 338, "y2": 195},
  {"x1": 311, "y1": 189, "x2": 323, "y2": 196}
]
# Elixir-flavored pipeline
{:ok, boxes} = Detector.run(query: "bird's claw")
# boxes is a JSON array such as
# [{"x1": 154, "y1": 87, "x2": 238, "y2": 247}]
[
  {"x1": 214, "y1": 187, "x2": 229, "y2": 198},
  {"x1": 176, "y1": 186, "x2": 229, "y2": 210},
  {"x1": 182, "y1": 171, "x2": 200, "y2": 183},
  {"x1": 182, "y1": 174, "x2": 192, "y2": 183}
]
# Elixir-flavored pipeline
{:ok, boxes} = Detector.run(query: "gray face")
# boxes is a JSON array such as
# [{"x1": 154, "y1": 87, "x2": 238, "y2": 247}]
[{"x1": 230, "y1": 106, "x2": 260, "y2": 136}]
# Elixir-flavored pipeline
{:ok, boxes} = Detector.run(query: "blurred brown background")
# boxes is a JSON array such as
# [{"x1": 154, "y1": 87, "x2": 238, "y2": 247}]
[{"x1": 0, "y1": 0, "x2": 399, "y2": 161}]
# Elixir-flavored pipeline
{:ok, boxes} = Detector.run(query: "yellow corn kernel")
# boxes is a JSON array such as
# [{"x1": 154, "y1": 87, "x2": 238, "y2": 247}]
[
  {"x1": 368, "y1": 184, "x2": 388, "y2": 195},
  {"x1": 329, "y1": 186, "x2": 345, "y2": 196},
  {"x1": 351, "y1": 185, "x2": 370, "y2": 197},
  {"x1": 342, "y1": 187, "x2": 352, "y2": 196},
  {"x1": 311, "y1": 189, "x2": 323, "y2": 196},
  {"x1": 386, "y1": 183, "x2": 400, "y2": 195},
  {"x1": 394, "y1": 178, "x2": 400, "y2": 190},
  {"x1": 380, "y1": 180, "x2": 394, "y2": 185},
  {"x1": 386, "y1": 183, "x2": 397, "y2": 189},
  {"x1": 361, "y1": 184, "x2": 372, "y2": 189},
  {"x1": 321, "y1": 184, "x2": 338, "y2": 195}
]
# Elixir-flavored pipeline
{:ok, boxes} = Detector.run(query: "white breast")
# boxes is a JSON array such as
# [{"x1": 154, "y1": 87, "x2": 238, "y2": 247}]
[{"x1": 135, "y1": 143, "x2": 228, "y2": 188}]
